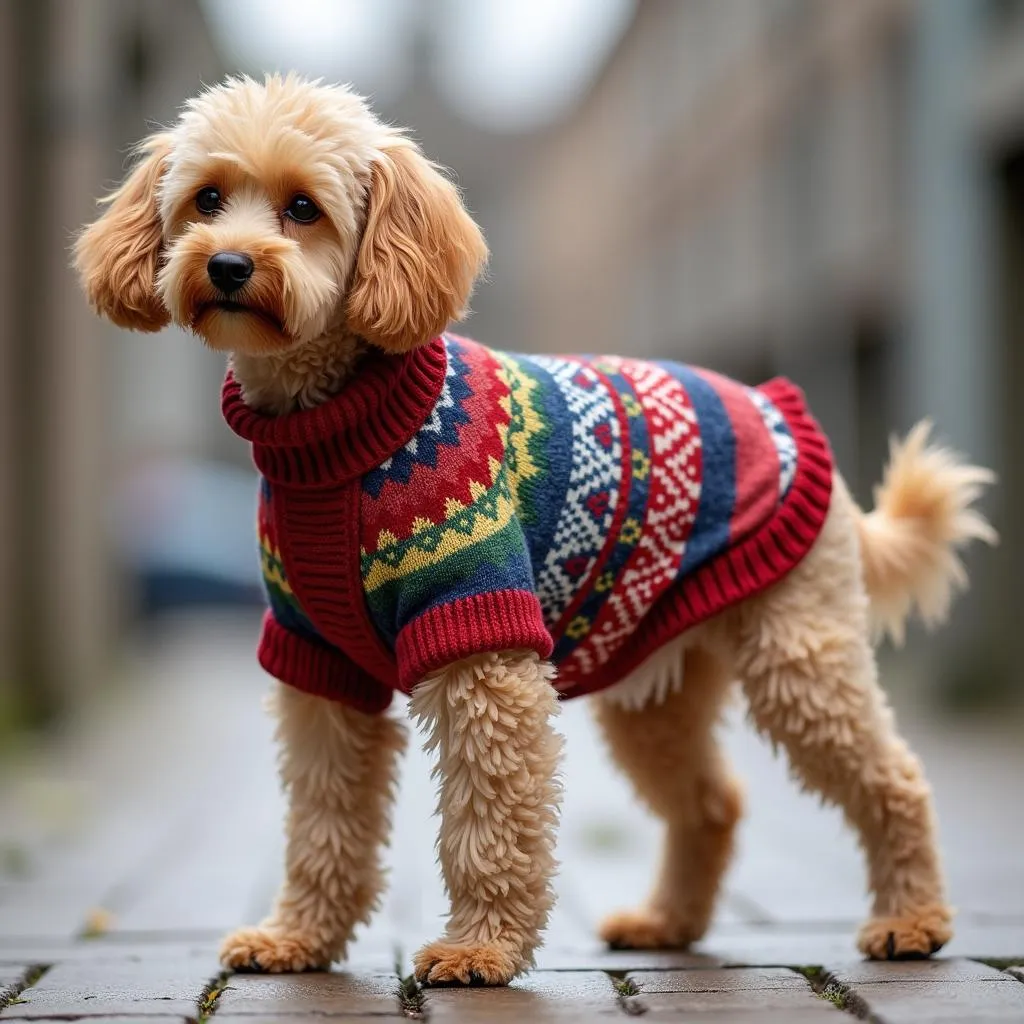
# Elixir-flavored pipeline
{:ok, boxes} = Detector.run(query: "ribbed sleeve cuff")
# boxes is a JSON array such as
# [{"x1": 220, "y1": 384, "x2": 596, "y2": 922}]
[
  {"x1": 258, "y1": 612, "x2": 394, "y2": 714},
  {"x1": 395, "y1": 590, "x2": 554, "y2": 692}
]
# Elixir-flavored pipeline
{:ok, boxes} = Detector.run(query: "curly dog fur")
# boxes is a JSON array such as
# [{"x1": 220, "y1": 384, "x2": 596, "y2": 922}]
[{"x1": 75, "y1": 73, "x2": 995, "y2": 984}]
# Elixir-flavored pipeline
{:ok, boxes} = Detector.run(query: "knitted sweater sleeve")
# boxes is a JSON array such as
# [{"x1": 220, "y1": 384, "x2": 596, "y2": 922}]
[{"x1": 363, "y1": 498, "x2": 554, "y2": 692}]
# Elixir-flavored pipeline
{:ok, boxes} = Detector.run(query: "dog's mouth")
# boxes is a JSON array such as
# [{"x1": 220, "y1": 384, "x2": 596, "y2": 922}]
[
  {"x1": 198, "y1": 300, "x2": 286, "y2": 333},
  {"x1": 191, "y1": 299, "x2": 294, "y2": 355}
]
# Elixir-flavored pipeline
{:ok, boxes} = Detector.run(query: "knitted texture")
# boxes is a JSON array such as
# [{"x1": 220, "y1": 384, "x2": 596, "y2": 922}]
[{"x1": 223, "y1": 334, "x2": 833, "y2": 712}]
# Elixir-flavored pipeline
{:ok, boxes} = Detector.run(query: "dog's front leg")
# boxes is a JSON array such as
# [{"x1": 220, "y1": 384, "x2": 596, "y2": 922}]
[
  {"x1": 411, "y1": 650, "x2": 563, "y2": 986},
  {"x1": 220, "y1": 684, "x2": 405, "y2": 972}
]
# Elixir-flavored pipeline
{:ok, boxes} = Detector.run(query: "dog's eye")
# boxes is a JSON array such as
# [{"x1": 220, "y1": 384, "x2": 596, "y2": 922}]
[
  {"x1": 284, "y1": 194, "x2": 320, "y2": 224},
  {"x1": 196, "y1": 186, "x2": 222, "y2": 215}
]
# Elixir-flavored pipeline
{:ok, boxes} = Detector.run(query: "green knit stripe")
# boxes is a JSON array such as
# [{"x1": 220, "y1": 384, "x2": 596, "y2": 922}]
[
  {"x1": 496, "y1": 352, "x2": 551, "y2": 526},
  {"x1": 363, "y1": 512, "x2": 531, "y2": 631}
]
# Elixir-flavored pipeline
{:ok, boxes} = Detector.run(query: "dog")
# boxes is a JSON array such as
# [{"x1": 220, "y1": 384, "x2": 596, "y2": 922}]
[{"x1": 75, "y1": 74, "x2": 996, "y2": 985}]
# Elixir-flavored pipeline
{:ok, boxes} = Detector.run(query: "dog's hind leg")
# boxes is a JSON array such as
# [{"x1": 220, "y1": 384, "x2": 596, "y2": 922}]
[
  {"x1": 410, "y1": 650, "x2": 563, "y2": 986},
  {"x1": 220, "y1": 684, "x2": 405, "y2": 971},
  {"x1": 734, "y1": 477, "x2": 952, "y2": 959},
  {"x1": 594, "y1": 644, "x2": 743, "y2": 949}
]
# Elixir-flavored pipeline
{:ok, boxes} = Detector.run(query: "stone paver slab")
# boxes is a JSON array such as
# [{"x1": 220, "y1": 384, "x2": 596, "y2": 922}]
[
  {"x1": 624, "y1": 967, "x2": 843, "y2": 1019},
  {"x1": 637, "y1": 990, "x2": 843, "y2": 1018},
  {"x1": 830, "y1": 962, "x2": 1024, "y2": 1022},
  {"x1": 427, "y1": 970, "x2": 620, "y2": 1021},
  {"x1": 626, "y1": 965, "x2": 814, "y2": 993},
  {"x1": 844, "y1": 980, "x2": 1024, "y2": 1022},
  {"x1": 645, "y1": 1007, "x2": 843, "y2": 1021},
  {"x1": 0, "y1": 955, "x2": 217, "y2": 1018},
  {"x1": 2, "y1": 1019, "x2": 186, "y2": 1023},
  {"x1": 825, "y1": 957, "x2": 1009, "y2": 985},
  {"x1": 217, "y1": 969, "x2": 398, "y2": 1015}
]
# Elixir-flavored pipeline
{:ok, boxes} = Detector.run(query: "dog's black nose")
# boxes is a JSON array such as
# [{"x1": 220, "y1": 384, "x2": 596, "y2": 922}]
[{"x1": 207, "y1": 251, "x2": 254, "y2": 295}]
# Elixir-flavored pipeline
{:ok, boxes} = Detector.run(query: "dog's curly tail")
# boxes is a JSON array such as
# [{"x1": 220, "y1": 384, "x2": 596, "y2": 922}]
[{"x1": 855, "y1": 420, "x2": 997, "y2": 645}]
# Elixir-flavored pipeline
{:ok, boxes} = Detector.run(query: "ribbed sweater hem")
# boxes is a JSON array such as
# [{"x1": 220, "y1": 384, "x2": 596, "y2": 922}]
[{"x1": 258, "y1": 612, "x2": 394, "y2": 713}]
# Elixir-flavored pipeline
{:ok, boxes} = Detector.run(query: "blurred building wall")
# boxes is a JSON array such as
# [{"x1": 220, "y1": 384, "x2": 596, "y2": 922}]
[
  {"x1": 520, "y1": 0, "x2": 1024, "y2": 700},
  {"x1": 0, "y1": 0, "x2": 223, "y2": 724},
  {"x1": 0, "y1": 3, "x2": 17, "y2": 728}
]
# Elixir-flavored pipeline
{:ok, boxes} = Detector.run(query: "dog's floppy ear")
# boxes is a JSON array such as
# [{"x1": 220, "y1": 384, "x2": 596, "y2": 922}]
[
  {"x1": 74, "y1": 134, "x2": 172, "y2": 332},
  {"x1": 346, "y1": 140, "x2": 488, "y2": 353}
]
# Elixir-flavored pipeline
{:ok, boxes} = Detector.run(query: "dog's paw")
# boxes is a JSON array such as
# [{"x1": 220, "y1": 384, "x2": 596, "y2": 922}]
[
  {"x1": 219, "y1": 925, "x2": 332, "y2": 973},
  {"x1": 413, "y1": 940, "x2": 521, "y2": 986},
  {"x1": 599, "y1": 908, "x2": 702, "y2": 950},
  {"x1": 857, "y1": 905, "x2": 953, "y2": 960}
]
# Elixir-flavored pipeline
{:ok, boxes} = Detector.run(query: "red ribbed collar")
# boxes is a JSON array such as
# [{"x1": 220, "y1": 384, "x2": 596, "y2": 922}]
[{"x1": 222, "y1": 337, "x2": 448, "y2": 487}]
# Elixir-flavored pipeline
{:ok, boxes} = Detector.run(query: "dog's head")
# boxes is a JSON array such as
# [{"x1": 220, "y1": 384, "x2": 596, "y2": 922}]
[{"x1": 74, "y1": 74, "x2": 488, "y2": 356}]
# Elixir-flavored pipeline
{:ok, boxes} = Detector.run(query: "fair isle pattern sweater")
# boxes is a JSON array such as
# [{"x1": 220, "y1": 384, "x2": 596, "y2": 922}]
[{"x1": 222, "y1": 334, "x2": 833, "y2": 713}]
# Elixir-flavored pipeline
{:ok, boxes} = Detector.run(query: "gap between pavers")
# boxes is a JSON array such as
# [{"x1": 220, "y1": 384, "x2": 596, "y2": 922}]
[
  {"x1": 0, "y1": 968, "x2": 27, "y2": 1008},
  {"x1": 0, "y1": 965, "x2": 46, "y2": 1016}
]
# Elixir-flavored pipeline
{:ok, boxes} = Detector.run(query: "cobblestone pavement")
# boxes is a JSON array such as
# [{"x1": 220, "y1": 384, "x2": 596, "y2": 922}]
[{"x1": 2, "y1": 614, "x2": 1023, "y2": 1021}]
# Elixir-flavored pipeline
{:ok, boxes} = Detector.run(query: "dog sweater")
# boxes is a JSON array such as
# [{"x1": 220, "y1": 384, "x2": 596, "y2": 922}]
[{"x1": 223, "y1": 334, "x2": 833, "y2": 713}]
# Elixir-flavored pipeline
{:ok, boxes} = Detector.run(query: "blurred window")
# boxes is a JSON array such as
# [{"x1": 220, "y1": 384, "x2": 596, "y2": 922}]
[{"x1": 986, "y1": 0, "x2": 1024, "y2": 29}]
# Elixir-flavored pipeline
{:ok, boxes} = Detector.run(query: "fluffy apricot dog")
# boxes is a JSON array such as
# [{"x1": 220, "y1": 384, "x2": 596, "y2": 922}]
[{"x1": 76, "y1": 75, "x2": 995, "y2": 985}]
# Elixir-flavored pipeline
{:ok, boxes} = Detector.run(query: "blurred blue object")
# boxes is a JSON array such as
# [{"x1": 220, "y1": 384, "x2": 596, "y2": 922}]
[{"x1": 113, "y1": 458, "x2": 265, "y2": 616}]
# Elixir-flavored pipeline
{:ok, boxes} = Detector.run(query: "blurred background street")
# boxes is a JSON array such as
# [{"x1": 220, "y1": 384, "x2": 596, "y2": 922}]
[
  {"x1": 1, "y1": 0, "x2": 1023, "y2": 1017},
  {"x1": 2, "y1": 0, "x2": 1023, "y2": 730}
]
